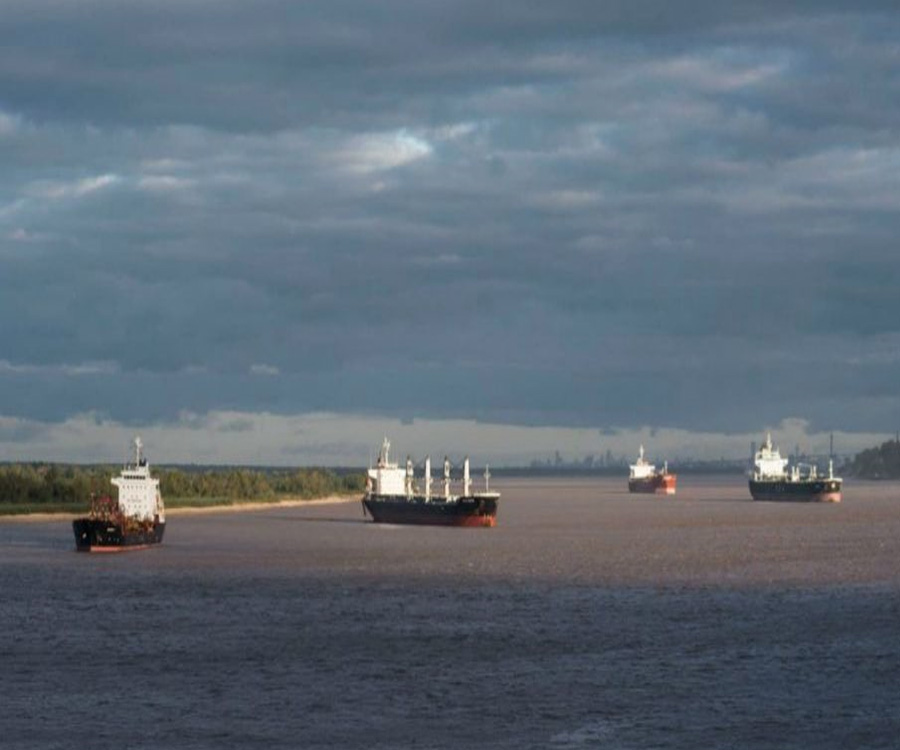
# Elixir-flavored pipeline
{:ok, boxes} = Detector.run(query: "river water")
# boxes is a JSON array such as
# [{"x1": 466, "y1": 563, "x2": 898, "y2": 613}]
[{"x1": 2, "y1": 476, "x2": 899, "y2": 749}]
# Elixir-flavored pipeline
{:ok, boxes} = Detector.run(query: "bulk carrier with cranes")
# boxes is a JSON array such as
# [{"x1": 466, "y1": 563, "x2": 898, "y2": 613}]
[{"x1": 362, "y1": 438, "x2": 500, "y2": 526}]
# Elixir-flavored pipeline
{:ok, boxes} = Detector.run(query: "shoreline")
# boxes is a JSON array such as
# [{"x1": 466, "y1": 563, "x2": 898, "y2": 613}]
[{"x1": 0, "y1": 494, "x2": 361, "y2": 523}]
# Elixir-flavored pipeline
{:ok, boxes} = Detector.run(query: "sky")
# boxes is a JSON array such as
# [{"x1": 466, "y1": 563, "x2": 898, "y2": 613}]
[{"x1": 2, "y1": 1, "x2": 899, "y2": 465}]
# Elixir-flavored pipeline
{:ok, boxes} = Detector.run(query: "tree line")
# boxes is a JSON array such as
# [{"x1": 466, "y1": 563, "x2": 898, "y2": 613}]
[
  {"x1": 0, "y1": 463, "x2": 365, "y2": 507},
  {"x1": 848, "y1": 438, "x2": 900, "y2": 479}
]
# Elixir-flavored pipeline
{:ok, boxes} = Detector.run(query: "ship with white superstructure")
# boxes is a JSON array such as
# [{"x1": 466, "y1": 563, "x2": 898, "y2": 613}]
[
  {"x1": 72, "y1": 437, "x2": 166, "y2": 551},
  {"x1": 748, "y1": 432, "x2": 842, "y2": 502},
  {"x1": 628, "y1": 445, "x2": 677, "y2": 495},
  {"x1": 362, "y1": 438, "x2": 499, "y2": 526}
]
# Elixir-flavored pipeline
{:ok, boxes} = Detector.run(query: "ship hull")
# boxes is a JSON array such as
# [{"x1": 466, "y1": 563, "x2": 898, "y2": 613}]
[
  {"x1": 628, "y1": 474, "x2": 677, "y2": 495},
  {"x1": 748, "y1": 479, "x2": 842, "y2": 503},
  {"x1": 362, "y1": 494, "x2": 499, "y2": 527},
  {"x1": 73, "y1": 518, "x2": 166, "y2": 552}
]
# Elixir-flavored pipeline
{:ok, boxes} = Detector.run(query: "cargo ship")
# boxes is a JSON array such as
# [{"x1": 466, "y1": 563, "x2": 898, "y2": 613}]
[
  {"x1": 73, "y1": 437, "x2": 166, "y2": 552},
  {"x1": 362, "y1": 438, "x2": 499, "y2": 526},
  {"x1": 628, "y1": 445, "x2": 677, "y2": 494},
  {"x1": 748, "y1": 433, "x2": 842, "y2": 502}
]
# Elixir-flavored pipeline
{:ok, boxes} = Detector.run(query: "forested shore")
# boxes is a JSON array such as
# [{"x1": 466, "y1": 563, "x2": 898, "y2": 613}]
[
  {"x1": 848, "y1": 438, "x2": 900, "y2": 479},
  {"x1": 0, "y1": 463, "x2": 365, "y2": 515}
]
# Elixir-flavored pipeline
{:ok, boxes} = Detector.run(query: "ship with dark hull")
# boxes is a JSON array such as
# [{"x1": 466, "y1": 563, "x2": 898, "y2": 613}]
[
  {"x1": 628, "y1": 445, "x2": 677, "y2": 495},
  {"x1": 362, "y1": 438, "x2": 499, "y2": 527},
  {"x1": 73, "y1": 437, "x2": 166, "y2": 552},
  {"x1": 748, "y1": 433, "x2": 842, "y2": 503}
]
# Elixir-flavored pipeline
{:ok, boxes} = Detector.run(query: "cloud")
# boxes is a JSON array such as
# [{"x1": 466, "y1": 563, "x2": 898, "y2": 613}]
[
  {"x1": 0, "y1": 109, "x2": 21, "y2": 136},
  {"x1": 27, "y1": 173, "x2": 120, "y2": 200},
  {"x1": 433, "y1": 122, "x2": 478, "y2": 141},
  {"x1": 137, "y1": 175, "x2": 195, "y2": 192},
  {"x1": 648, "y1": 54, "x2": 787, "y2": 93},
  {"x1": 250, "y1": 363, "x2": 280, "y2": 376},
  {"x1": 1, "y1": 1, "x2": 900, "y2": 447},
  {"x1": 330, "y1": 130, "x2": 433, "y2": 174},
  {"x1": 411, "y1": 252, "x2": 462, "y2": 267},
  {"x1": 0, "y1": 199, "x2": 27, "y2": 220},
  {"x1": 0, "y1": 360, "x2": 119, "y2": 376}
]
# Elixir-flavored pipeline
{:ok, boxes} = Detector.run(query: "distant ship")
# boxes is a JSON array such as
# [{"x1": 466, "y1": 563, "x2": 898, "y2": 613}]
[
  {"x1": 362, "y1": 438, "x2": 500, "y2": 527},
  {"x1": 628, "y1": 445, "x2": 677, "y2": 495},
  {"x1": 73, "y1": 437, "x2": 166, "y2": 552},
  {"x1": 748, "y1": 433, "x2": 842, "y2": 502}
]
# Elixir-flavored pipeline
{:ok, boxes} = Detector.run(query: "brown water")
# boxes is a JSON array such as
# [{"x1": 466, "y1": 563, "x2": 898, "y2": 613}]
[{"x1": 2, "y1": 476, "x2": 899, "y2": 748}]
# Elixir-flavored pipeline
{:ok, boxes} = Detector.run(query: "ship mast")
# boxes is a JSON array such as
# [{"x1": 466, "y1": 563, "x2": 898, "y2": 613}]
[
  {"x1": 378, "y1": 437, "x2": 391, "y2": 467},
  {"x1": 443, "y1": 457, "x2": 451, "y2": 500}
]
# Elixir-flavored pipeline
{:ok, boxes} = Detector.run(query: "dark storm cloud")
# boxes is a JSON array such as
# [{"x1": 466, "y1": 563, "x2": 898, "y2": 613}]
[
  {"x1": 2, "y1": 1, "x2": 898, "y2": 131},
  {"x1": 2, "y1": 0, "x2": 900, "y2": 440}
]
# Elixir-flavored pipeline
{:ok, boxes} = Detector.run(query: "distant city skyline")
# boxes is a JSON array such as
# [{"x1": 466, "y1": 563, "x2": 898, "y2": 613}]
[
  {"x1": 3, "y1": 2, "x2": 900, "y2": 464},
  {"x1": 0, "y1": 412, "x2": 886, "y2": 467}
]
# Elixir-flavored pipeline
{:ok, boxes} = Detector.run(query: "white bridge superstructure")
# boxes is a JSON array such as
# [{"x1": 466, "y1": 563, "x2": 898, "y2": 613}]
[
  {"x1": 366, "y1": 437, "x2": 494, "y2": 500},
  {"x1": 751, "y1": 432, "x2": 838, "y2": 483},
  {"x1": 751, "y1": 433, "x2": 789, "y2": 480},
  {"x1": 110, "y1": 437, "x2": 166, "y2": 522},
  {"x1": 629, "y1": 445, "x2": 658, "y2": 481}
]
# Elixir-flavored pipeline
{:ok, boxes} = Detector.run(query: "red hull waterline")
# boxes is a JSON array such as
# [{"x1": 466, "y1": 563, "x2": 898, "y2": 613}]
[
  {"x1": 84, "y1": 544, "x2": 155, "y2": 553},
  {"x1": 455, "y1": 515, "x2": 496, "y2": 528},
  {"x1": 373, "y1": 514, "x2": 497, "y2": 527},
  {"x1": 751, "y1": 491, "x2": 842, "y2": 503},
  {"x1": 362, "y1": 496, "x2": 499, "y2": 527},
  {"x1": 363, "y1": 507, "x2": 498, "y2": 527},
  {"x1": 628, "y1": 475, "x2": 677, "y2": 495}
]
